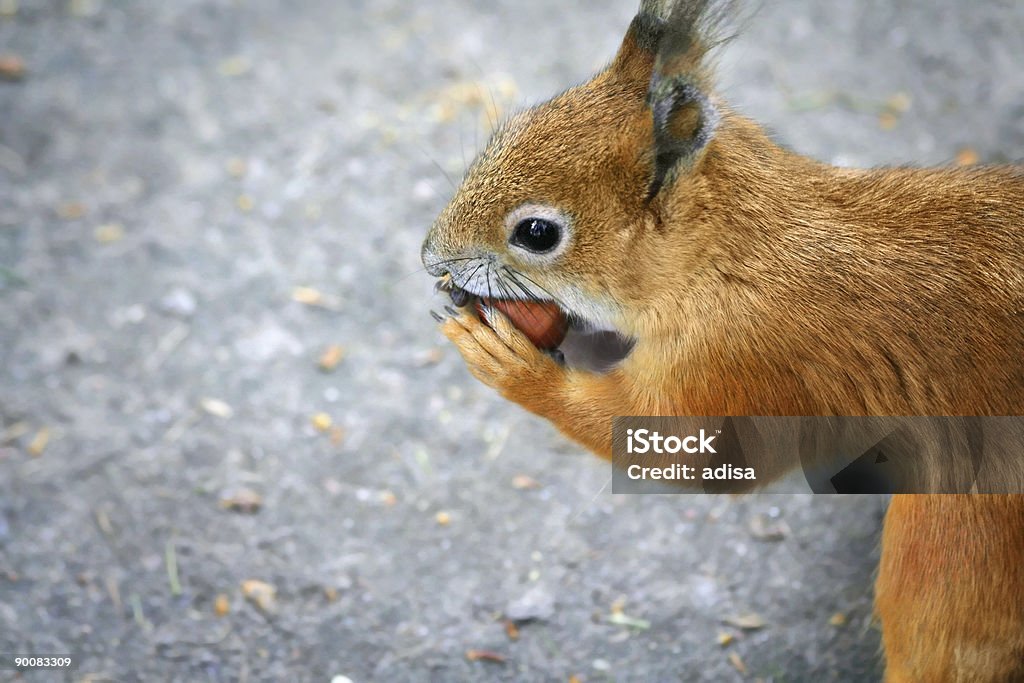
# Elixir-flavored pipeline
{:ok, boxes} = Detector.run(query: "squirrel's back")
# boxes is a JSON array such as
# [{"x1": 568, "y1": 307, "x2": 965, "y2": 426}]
[{"x1": 641, "y1": 115, "x2": 1024, "y2": 418}]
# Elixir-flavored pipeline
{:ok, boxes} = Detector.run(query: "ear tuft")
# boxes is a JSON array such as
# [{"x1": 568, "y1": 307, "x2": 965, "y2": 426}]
[{"x1": 610, "y1": 13, "x2": 666, "y2": 86}]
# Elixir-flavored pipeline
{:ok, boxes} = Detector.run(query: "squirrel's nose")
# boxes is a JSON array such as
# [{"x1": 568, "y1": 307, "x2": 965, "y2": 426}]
[{"x1": 420, "y1": 237, "x2": 448, "y2": 277}]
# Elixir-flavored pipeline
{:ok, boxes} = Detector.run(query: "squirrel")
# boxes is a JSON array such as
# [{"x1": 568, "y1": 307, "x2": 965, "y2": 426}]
[{"x1": 421, "y1": 0, "x2": 1024, "y2": 680}]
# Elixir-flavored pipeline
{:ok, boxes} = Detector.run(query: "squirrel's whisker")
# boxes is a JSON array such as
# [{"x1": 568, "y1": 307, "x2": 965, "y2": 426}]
[
  {"x1": 506, "y1": 268, "x2": 570, "y2": 312},
  {"x1": 498, "y1": 271, "x2": 548, "y2": 325}
]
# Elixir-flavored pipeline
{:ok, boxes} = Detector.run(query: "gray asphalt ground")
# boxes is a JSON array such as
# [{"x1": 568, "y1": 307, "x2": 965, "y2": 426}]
[{"x1": 1, "y1": 1, "x2": 1022, "y2": 681}]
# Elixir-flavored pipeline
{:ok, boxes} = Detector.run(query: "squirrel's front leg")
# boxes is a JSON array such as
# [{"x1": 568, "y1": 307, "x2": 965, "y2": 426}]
[{"x1": 437, "y1": 305, "x2": 631, "y2": 459}]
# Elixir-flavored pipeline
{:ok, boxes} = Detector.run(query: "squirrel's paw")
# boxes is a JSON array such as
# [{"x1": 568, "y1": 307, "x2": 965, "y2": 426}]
[{"x1": 434, "y1": 304, "x2": 563, "y2": 399}]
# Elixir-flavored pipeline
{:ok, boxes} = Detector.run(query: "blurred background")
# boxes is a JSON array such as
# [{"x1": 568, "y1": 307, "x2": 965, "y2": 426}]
[{"x1": 1, "y1": 1, "x2": 1022, "y2": 681}]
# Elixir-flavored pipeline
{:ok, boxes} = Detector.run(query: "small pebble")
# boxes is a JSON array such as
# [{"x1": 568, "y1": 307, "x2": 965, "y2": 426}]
[
  {"x1": 93, "y1": 223, "x2": 124, "y2": 243},
  {"x1": 885, "y1": 91, "x2": 912, "y2": 113},
  {"x1": 511, "y1": 475, "x2": 540, "y2": 490},
  {"x1": 225, "y1": 157, "x2": 248, "y2": 178},
  {"x1": 219, "y1": 488, "x2": 262, "y2": 514},
  {"x1": 292, "y1": 286, "x2": 323, "y2": 305},
  {"x1": 159, "y1": 287, "x2": 197, "y2": 318},
  {"x1": 200, "y1": 398, "x2": 233, "y2": 419},
  {"x1": 0, "y1": 54, "x2": 25, "y2": 81},
  {"x1": 27, "y1": 428, "x2": 49, "y2": 456},
  {"x1": 214, "y1": 593, "x2": 230, "y2": 617},
  {"x1": 505, "y1": 584, "x2": 554, "y2": 622},
  {"x1": 217, "y1": 55, "x2": 251, "y2": 77},
  {"x1": 318, "y1": 345, "x2": 345, "y2": 371},
  {"x1": 240, "y1": 579, "x2": 276, "y2": 613},
  {"x1": 955, "y1": 147, "x2": 979, "y2": 166}
]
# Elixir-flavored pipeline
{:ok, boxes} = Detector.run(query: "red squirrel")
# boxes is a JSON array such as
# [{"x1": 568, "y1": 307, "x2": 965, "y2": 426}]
[{"x1": 422, "y1": 1, "x2": 1024, "y2": 679}]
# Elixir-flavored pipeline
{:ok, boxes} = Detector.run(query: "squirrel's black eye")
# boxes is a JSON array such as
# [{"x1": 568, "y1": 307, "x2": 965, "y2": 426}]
[{"x1": 511, "y1": 218, "x2": 561, "y2": 253}]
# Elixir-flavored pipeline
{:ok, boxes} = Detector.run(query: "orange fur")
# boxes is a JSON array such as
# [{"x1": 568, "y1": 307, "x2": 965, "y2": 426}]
[{"x1": 423, "y1": 3, "x2": 1024, "y2": 679}]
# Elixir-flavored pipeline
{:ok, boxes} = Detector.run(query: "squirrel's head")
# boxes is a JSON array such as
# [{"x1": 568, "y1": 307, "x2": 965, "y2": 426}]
[{"x1": 422, "y1": 1, "x2": 730, "y2": 335}]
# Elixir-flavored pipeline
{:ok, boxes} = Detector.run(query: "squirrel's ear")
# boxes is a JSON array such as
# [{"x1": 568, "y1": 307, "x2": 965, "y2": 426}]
[
  {"x1": 643, "y1": 1, "x2": 724, "y2": 200},
  {"x1": 610, "y1": 13, "x2": 666, "y2": 87},
  {"x1": 645, "y1": 72, "x2": 719, "y2": 200}
]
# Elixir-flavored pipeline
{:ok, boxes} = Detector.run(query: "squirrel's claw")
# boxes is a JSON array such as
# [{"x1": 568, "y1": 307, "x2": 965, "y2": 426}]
[
  {"x1": 448, "y1": 287, "x2": 470, "y2": 307},
  {"x1": 430, "y1": 310, "x2": 445, "y2": 323},
  {"x1": 433, "y1": 278, "x2": 471, "y2": 307}
]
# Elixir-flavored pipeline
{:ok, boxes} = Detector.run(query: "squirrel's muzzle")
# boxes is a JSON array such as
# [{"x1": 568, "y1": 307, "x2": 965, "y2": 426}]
[{"x1": 420, "y1": 239, "x2": 447, "y2": 278}]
